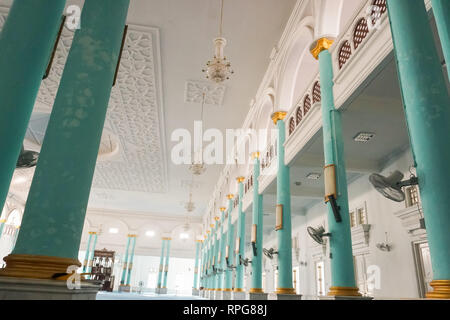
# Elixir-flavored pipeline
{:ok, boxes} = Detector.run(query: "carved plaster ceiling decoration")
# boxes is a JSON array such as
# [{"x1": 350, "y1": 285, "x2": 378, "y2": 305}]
[
  {"x1": 0, "y1": 10, "x2": 169, "y2": 195},
  {"x1": 184, "y1": 80, "x2": 226, "y2": 106}
]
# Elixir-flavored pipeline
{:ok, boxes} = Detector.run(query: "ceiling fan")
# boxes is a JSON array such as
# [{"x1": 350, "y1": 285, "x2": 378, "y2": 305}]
[
  {"x1": 369, "y1": 170, "x2": 418, "y2": 202},
  {"x1": 16, "y1": 145, "x2": 39, "y2": 169},
  {"x1": 307, "y1": 226, "x2": 331, "y2": 245}
]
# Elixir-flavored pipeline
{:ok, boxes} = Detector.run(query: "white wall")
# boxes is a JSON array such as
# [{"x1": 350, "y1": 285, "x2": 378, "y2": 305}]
[{"x1": 258, "y1": 148, "x2": 424, "y2": 299}]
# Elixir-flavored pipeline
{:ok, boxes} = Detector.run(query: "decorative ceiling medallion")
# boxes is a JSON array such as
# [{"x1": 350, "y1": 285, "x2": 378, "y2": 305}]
[
  {"x1": 184, "y1": 80, "x2": 226, "y2": 106},
  {"x1": 0, "y1": 12, "x2": 170, "y2": 194}
]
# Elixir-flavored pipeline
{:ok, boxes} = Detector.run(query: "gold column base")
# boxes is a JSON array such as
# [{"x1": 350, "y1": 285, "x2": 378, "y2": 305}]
[
  {"x1": 233, "y1": 288, "x2": 244, "y2": 292},
  {"x1": 426, "y1": 280, "x2": 450, "y2": 299},
  {"x1": 249, "y1": 288, "x2": 264, "y2": 294},
  {"x1": 276, "y1": 287, "x2": 296, "y2": 295},
  {"x1": 328, "y1": 286, "x2": 361, "y2": 297},
  {"x1": 0, "y1": 254, "x2": 81, "y2": 280},
  {"x1": 223, "y1": 288, "x2": 233, "y2": 292}
]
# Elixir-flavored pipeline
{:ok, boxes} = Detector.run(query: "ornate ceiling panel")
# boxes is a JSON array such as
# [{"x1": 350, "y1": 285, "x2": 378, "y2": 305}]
[{"x1": 0, "y1": 11, "x2": 168, "y2": 194}]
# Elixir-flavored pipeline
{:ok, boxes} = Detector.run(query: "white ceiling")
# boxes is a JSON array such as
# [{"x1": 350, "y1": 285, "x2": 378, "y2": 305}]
[{"x1": 3, "y1": 0, "x2": 298, "y2": 220}]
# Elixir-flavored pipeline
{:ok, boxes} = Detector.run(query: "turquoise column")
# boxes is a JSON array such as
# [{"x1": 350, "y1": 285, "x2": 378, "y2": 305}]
[
  {"x1": 387, "y1": 0, "x2": 450, "y2": 299},
  {"x1": 125, "y1": 235, "x2": 137, "y2": 286},
  {"x1": 120, "y1": 236, "x2": 131, "y2": 285},
  {"x1": 431, "y1": 0, "x2": 450, "y2": 76},
  {"x1": 206, "y1": 233, "x2": 212, "y2": 290},
  {"x1": 86, "y1": 232, "x2": 98, "y2": 278},
  {"x1": 213, "y1": 221, "x2": 220, "y2": 290},
  {"x1": 235, "y1": 178, "x2": 246, "y2": 292},
  {"x1": 217, "y1": 208, "x2": 226, "y2": 290},
  {"x1": 193, "y1": 240, "x2": 201, "y2": 289},
  {"x1": 1, "y1": 0, "x2": 130, "y2": 279},
  {"x1": 250, "y1": 153, "x2": 264, "y2": 293},
  {"x1": 156, "y1": 239, "x2": 166, "y2": 289},
  {"x1": 199, "y1": 240, "x2": 205, "y2": 289},
  {"x1": 271, "y1": 113, "x2": 295, "y2": 295},
  {"x1": 82, "y1": 232, "x2": 93, "y2": 273},
  {"x1": 0, "y1": 0, "x2": 66, "y2": 215},
  {"x1": 0, "y1": 219, "x2": 6, "y2": 241},
  {"x1": 224, "y1": 195, "x2": 234, "y2": 291},
  {"x1": 162, "y1": 238, "x2": 171, "y2": 289},
  {"x1": 311, "y1": 38, "x2": 358, "y2": 296}
]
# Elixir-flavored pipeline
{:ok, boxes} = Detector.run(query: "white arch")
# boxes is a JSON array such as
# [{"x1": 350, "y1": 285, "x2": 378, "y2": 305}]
[{"x1": 276, "y1": 16, "x2": 315, "y2": 111}]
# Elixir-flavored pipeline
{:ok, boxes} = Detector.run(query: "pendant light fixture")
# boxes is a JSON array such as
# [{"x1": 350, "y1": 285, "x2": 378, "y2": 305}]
[
  {"x1": 202, "y1": 0, "x2": 234, "y2": 83},
  {"x1": 190, "y1": 91, "x2": 207, "y2": 176}
]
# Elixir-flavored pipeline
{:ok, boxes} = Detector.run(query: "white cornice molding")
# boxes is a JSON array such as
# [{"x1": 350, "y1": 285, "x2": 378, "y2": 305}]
[{"x1": 86, "y1": 207, "x2": 202, "y2": 223}]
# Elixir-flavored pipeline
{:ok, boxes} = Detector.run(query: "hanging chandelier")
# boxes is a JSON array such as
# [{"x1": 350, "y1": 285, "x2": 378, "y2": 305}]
[
  {"x1": 189, "y1": 92, "x2": 207, "y2": 176},
  {"x1": 202, "y1": 0, "x2": 234, "y2": 83}
]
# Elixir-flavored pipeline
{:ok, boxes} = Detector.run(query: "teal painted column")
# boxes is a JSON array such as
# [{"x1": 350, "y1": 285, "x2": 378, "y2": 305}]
[
  {"x1": 271, "y1": 113, "x2": 294, "y2": 295},
  {"x1": 217, "y1": 208, "x2": 226, "y2": 290},
  {"x1": 206, "y1": 233, "x2": 212, "y2": 290},
  {"x1": 431, "y1": 0, "x2": 450, "y2": 77},
  {"x1": 235, "y1": 178, "x2": 246, "y2": 292},
  {"x1": 199, "y1": 241, "x2": 205, "y2": 289},
  {"x1": 224, "y1": 195, "x2": 234, "y2": 291},
  {"x1": 193, "y1": 240, "x2": 201, "y2": 289},
  {"x1": 125, "y1": 235, "x2": 137, "y2": 286},
  {"x1": 162, "y1": 238, "x2": 171, "y2": 289},
  {"x1": 1, "y1": 0, "x2": 130, "y2": 279},
  {"x1": 0, "y1": 219, "x2": 6, "y2": 241},
  {"x1": 86, "y1": 232, "x2": 98, "y2": 278},
  {"x1": 213, "y1": 221, "x2": 220, "y2": 290},
  {"x1": 250, "y1": 153, "x2": 264, "y2": 293},
  {"x1": 387, "y1": 0, "x2": 450, "y2": 299},
  {"x1": 82, "y1": 232, "x2": 93, "y2": 273},
  {"x1": 120, "y1": 236, "x2": 131, "y2": 285},
  {"x1": 311, "y1": 38, "x2": 359, "y2": 296},
  {"x1": 157, "y1": 239, "x2": 166, "y2": 289},
  {"x1": 0, "y1": 0, "x2": 66, "y2": 215}
]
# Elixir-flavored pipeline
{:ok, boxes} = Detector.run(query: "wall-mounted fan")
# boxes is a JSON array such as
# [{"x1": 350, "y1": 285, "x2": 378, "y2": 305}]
[
  {"x1": 369, "y1": 170, "x2": 418, "y2": 202},
  {"x1": 226, "y1": 257, "x2": 236, "y2": 269},
  {"x1": 307, "y1": 226, "x2": 331, "y2": 245},
  {"x1": 239, "y1": 256, "x2": 251, "y2": 267},
  {"x1": 16, "y1": 145, "x2": 39, "y2": 169},
  {"x1": 263, "y1": 248, "x2": 278, "y2": 260}
]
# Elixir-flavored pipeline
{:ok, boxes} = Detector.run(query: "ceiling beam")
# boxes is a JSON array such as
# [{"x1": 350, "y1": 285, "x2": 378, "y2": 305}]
[{"x1": 292, "y1": 153, "x2": 380, "y2": 174}]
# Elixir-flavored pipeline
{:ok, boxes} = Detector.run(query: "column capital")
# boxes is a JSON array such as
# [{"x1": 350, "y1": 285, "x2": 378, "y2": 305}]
[
  {"x1": 271, "y1": 111, "x2": 287, "y2": 125},
  {"x1": 251, "y1": 152, "x2": 260, "y2": 159},
  {"x1": 127, "y1": 234, "x2": 138, "y2": 238},
  {"x1": 0, "y1": 219, "x2": 6, "y2": 223},
  {"x1": 162, "y1": 237, "x2": 172, "y2": 241},
  {"x1": 236, "y1": 176, "x2": 245, "y2": 183},
  {"x1": 195, "y1": 239, "x2": 203, "y2": 243},
  {"x1": 210, "y1": 224, "x2": 215, "y2": 228},
  {"x1": 310, "y1": 37, "x2": 335, "y2": 60},
  {"x1": 226, "y1": 194, "x2": 234, "y2": 200},
  {"x1": 220, "y1": 207, "x2": 226, "y2": 212},
  {"x1": 214, "y1": 216, "x2": 220, "y2": 221},
  {"x1": 88, "y1": 231, "x2": 97, "y2": 235}
]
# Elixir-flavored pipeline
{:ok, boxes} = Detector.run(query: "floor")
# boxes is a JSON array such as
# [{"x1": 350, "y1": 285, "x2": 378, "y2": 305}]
[{"x1": 97, "y1": 292, "x2": 205, "y2": 300}]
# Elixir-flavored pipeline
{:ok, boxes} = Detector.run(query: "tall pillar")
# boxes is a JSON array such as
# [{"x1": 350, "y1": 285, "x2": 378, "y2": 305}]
[
  {"x1": 387, "y1": 0, "x2": 450, "y2": 299},
  {"x1": 82, "y1": 232, "x2": 94, "y2": 273},
  {"x1": 162, "y1": 238, "x2": 172, "y2": 290},
  {"x1": 156, "y1": 238, "x2": 166, "y2": 291},
  {"x1": 235, "y1": 177, "x2": 246, "y2": 293},
  {"x1": 125, "y1": 235, "x2": 137, "y2": 286},
  {"x1": 224, "y1": 195, "x2": 234, "y2": 293},
  {"x1": 431, "y1": 0, "x2": 450, "y2": 76},
  {"x1": 0, "y1": 0, "x2": 67, "y2": 215},
  {"x1": 0, "y1": 219, "x2": 6, "y2": 241},
  {"x1": 0, "y1": 0, "x2": 130, "y2": 280},
  {"x1": 204, "y1": 231, "x2": 211, "y2": 291},
  {"x1": 11, "y1": 226, "x2": 20, "y2": 252},
  {"x1": 218, "y1": 208, "x2": 227, "y2": 292},
  {"x1": 120, "y1": 235, "x2": 131, "y2": 286},
  {"x1": 250, "y1": 152, "x2": 265, "y2": 294},
  {"x1": 271, "y1": 112, "x2": 295, "y2": 295},
  {"x1": 86, "y1": 232, "x2": 98, "y2": 277},
  {"x1": 193, "y1": 240, "x2": 201, "y2": 291},
  {"x1": 310, "y1": 38, "x2": 359, "y2": 296},
  {"x1": 212, "y1": 220, "x2": 220, "y2": 292}
]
